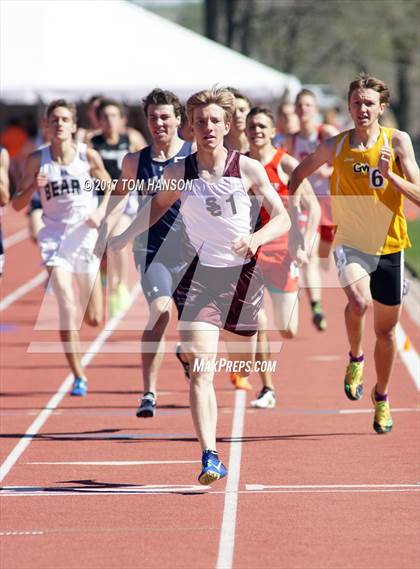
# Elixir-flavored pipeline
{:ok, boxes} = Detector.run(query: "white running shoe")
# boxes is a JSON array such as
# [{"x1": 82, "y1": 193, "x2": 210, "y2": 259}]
[{"x1": 250, "y1": 388, "x2": 276, "y2": 409}]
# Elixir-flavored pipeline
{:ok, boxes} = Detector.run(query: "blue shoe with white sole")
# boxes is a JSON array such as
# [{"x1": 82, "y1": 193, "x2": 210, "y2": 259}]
[
  {"x1": 71, "y1": 377, "x2": 88, "y2": 396},
  {"x1": 198, "y1": 450, "x2": 227, "y2": 485}
]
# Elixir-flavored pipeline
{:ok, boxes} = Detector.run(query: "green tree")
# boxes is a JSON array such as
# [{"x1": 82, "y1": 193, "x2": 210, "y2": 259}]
[{"x1": 203, "y1": 0, "x2": 419, "y2": 134}]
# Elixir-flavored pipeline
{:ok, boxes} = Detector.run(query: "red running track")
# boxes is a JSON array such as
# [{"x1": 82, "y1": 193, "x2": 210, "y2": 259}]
[{"x1": 1, "y1": 208, "x2": 419, "y2": 569}]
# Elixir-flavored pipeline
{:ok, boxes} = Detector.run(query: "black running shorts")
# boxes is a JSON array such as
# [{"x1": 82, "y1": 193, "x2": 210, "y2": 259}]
[{"x1": 333, "y1": 246, "x2": 404, "y2": 306}]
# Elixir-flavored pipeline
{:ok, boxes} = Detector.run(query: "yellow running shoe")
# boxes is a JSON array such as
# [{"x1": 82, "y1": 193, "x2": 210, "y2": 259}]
[
  {"x1": 230, "y1": 373, "x2": 252, "y2": 391},
  {"x1": 371, "y1": 388, "x2": 393, "y2": 434},
  {"x1": 344, "y1": 360, "x2": 364, "y2": 400}
]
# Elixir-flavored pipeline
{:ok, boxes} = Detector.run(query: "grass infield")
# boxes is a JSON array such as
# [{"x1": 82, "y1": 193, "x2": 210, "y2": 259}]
[{"x1": 406, "y1": 218, "x2": 420, "y2": 276}]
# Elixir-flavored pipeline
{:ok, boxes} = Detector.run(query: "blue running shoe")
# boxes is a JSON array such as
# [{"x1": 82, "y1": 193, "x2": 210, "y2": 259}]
[
  {"x1": 71, "y1": 377, "x2": 88, "y2": 396},
  {"x1": 136, "y1": 392, "x2": 156, "y2": 418},
  {"x1": 198, "y1": 450, "x2": 227, "y2": 485}
]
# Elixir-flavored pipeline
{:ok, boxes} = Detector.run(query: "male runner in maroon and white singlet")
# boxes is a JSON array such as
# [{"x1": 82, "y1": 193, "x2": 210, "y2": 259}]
[{"x1": 108, "y1": 88, "x2": 290, "y2": 484}]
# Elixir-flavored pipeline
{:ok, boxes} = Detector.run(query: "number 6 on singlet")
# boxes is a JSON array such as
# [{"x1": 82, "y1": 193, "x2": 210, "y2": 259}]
[{"x1": 369, "y1": 167, "x2": 385, "y2": 190}]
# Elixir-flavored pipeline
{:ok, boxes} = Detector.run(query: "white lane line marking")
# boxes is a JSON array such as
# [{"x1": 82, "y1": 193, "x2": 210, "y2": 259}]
[
  {"x1": 2, "y1": 407, "x2": 416, "y2": 419},
  {"x1": 245, "y1": 483, "x2": 419, "y2": 491},
  {"x1": 1, "y1": 487, "x2": 418, "y2": 497},
  {"x1": 338, "y1": 407, "x2": 418, "y2": 415},
  {"x1": 245, "y1": 407, "x2": 418, "y2": 417},
  {"x1": 27, "y1": 461, "x2": 200, "y2": 466},
  {"x1": 241, "y1": 488, "x2": 420, "y2": 495},
  {"x1": 0, "y1": 283, "x2": 141, "y2": 483},
  {"x1": 3, "y1": 228, "x2": 30, "y2": 249},
  {"x1": 0, "y1": 531, "x2": 44, "y2": 536},
  {"x1": 396, "y1": 323, "x2": 420, "y2": 390},
  {"x1": 0, "y1": 484, "x2": 209, "y2": 496},
  {"x1": 27, "y1": 341, "x2": 286, "y2": 353},
  {"x1": 0, "y1": 271, "x2": 47, "y2": 312},
  {"x1": 216, "y1": 390, "x2": 246, "y2": 569}
]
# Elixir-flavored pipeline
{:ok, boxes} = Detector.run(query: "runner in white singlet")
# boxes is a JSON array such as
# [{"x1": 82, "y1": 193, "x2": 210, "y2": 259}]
[{"x1": 13, "y1": 100, "x2": 111, "y2": 397}]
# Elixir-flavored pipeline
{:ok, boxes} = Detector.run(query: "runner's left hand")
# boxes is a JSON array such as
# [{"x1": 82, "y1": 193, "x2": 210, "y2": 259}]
[
  {"x1": 378, "y1": 146, "x2": 392, "y2": 179},
  {"x1": 231, "y1": 235, "x2": 258, "y2": 259}
]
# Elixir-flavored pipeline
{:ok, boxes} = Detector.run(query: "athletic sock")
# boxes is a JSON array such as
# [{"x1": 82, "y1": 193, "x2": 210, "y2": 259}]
[
  {"x1": 374, "y1": 389, "x2": 388, "y2": 402},
  {"x1": 311, "y1": 301, "x2": 322, "y2": 313},
  {"x1": 143, "y1": 391, "x2": 155, "y2": 399},
  {"x1": 349, "y1": 352, "x2": 364, "y2": 363}
]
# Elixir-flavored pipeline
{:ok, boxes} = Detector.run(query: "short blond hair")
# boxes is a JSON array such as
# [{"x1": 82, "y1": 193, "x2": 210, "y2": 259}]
[{"x1": 186, "y1": 87, "x2": 235, "y2": 125}]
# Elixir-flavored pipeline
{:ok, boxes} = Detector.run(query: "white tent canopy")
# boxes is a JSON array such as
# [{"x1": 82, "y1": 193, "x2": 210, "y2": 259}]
[{"x1": 0, "y1": 0, "x2": 301, "y2": 103}]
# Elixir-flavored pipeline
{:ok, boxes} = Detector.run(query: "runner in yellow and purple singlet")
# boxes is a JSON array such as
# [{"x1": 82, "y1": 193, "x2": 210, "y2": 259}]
[{"x1": 290, "y1": 74, "x2": 420, "y2": 434}]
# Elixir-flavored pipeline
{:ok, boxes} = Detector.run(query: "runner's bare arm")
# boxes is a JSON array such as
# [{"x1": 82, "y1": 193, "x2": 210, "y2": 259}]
[
  {"x1": 317, "y1": 124, "x2": 340, "y2": 178},
  {"x1": 233, "y1": 157, "x2": 290, "y2": 257},
  {"x1": 289, "y1": 137, "x2": 337, "y2": 196},
  {"x1": 0, "y1": 148, "x2": 10, "y2": 206},
  {"x1": 108, "y1": 161, "x2": 183, "y2": 251},
  {"x1": 93, "y1": 152, "x2": 137, "y2": 257},
  {"x1": 280, "y1": 153, "x2": 321, "y2": 259},
  {"x1": 12, "y1": 151, "x2": 43, "y2": 211},
  {"x1": 104, "y1": 152, "x2": 136, "y2": 221},
  {"x1": 322, "y1": 124, "x2": 340, "y2": 139},
  {"x1": 86, "y1": 148, "x2": 112, "y2": 227},
  {"x1": 380, "y1": 130, "x2": 420, "y2": 207},
  {"x1": 87, "y1": 148, "x2": 111, "y2": 184}
]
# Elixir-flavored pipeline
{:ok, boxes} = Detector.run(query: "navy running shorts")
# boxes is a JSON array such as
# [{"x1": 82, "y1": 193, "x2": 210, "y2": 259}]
[{"x1": 134, "y1": 250, "x2": 186, "y2": 305}]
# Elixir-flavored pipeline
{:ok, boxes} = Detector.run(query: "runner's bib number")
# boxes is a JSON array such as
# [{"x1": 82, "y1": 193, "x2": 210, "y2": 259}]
[{"x1": 369, "y1": 168, "x2": 385, "y2": 190}]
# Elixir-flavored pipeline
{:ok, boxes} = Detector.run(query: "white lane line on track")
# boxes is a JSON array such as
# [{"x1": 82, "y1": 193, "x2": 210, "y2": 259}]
[
  {"x1": 0, "y1": 283, "x2": 141, "y2": 483},
  {"x1": 338, "y1": 407, "x2": 418, "y2": 415},
  {"x1": 1, "y1": 407, "x2": 417, "y2": 419},
  {"x1": 0, "y1": 531, "x2": 44, "y2": 536},
  {"x1": 216, "y1": 390, "x2": 246, "y2": 569},
  {"x1": 241, "y1": 488, "x2": 420, "y2": 495},
  {"x1": 0, "y1": 271, "x2": 47, "y2": 312},
  {"x1": 245, "y1": 483, "x2": 419, "y2": 491},
  {"x1": 27, "y1": 341, "x2": 286, "y2": 353},
  {"x1": 1, "y1": 485, "x2": 419, "y2": 497},
  {"x1": 27, "y1": 461, "x2": 201, "y2": 466},
  {"x1": 3, "y1": 228, "x2": 30, "y2": 249},
  {"x1": 396, "y1": 323, "x2": 420, "y2": 390},
  {"x1": 0, "y1": 484, "x2": 209, "y2": 496}
]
